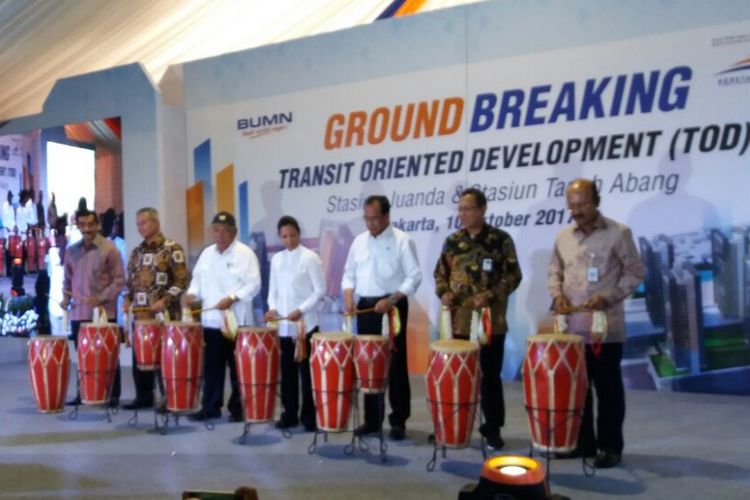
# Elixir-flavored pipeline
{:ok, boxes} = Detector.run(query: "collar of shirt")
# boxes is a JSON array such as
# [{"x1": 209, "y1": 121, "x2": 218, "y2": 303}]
[
  {"x1": 460, "y1": 223, "x2": 491, "y2": 243},
  {"x1": 213, "y1": 239, "x2": 237, "y2": 256},
  {"x1": 573, "y1": 213, "x2": 608, "y2": 239},
  {"x1": 369, "y1": 223, "x2": 394, "y2": 242},
  {"x1": 140, "y1": 232, "x2": 166, "y2": 250}
]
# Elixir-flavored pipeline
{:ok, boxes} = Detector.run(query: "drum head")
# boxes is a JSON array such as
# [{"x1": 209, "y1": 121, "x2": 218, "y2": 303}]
[
  {"x1": 430, "y1": 338, "x2": 479, "y2": 354},
  {"x1": 355, "y1": 334, "x2": 388, "y2": 343},
  {"x1": 238, "y1": 326, "x2": 277, "y2": 335},
  {"x1": 527, "y1": 333, "x2": 583, "y2": 344},
  {"x1": 312, "y1": 331, "x2": 353, "y2": 343},
  {"x1": 135, "y1": 319, "x2": 162, "y2": 326}
]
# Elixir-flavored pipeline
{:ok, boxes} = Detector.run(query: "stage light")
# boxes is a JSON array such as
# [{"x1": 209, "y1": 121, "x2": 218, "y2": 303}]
[{"x1": 458, "y1": 455, "x2": 552, "y2": 500}]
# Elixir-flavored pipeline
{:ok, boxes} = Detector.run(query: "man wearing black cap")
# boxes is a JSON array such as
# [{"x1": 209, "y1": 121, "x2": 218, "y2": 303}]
[{"x1": 182, "y1": 211, "x2": 261, "y2": 421}]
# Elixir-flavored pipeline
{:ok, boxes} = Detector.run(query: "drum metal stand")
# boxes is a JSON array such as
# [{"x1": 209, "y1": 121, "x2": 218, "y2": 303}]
[
  {"x1": 425, "y1": 398, "x2": 483, "y2": 471},
  {"x1": 155, "y1": 373, "x2": 213, "y2": 435},
  {"x1": 525, "y1": 405, "x2": 592, "y2": 496},
  {"x1": 354, "y1": 381, "x2": 389, "y2": 462},
  {"x1": 307, "y1": 387, "x2": 360, "y2": 458},
  {"x1": 68, "y1": 368, "x2": 118, "y2": 423},
  {"x1": 127, "y1": 367, "x2": 166, "y2": 430},
  {"x1": 237, "y1": 380, "x2": 290, "y2": 445}
]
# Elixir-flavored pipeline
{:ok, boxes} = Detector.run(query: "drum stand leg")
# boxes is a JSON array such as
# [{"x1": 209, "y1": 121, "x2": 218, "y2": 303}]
[
  {"x1": 68, "y1": 372, "x2": 81, "y2": 420},
  {"x1": 344, "y1": 389, "x2": 358, "y2": 456},
  {"x1": 376, "y1": 389, "x2": 387, "y2": 462},
  {"x1": 68, "y1": 368, "x2": 116, "y2": 423}
]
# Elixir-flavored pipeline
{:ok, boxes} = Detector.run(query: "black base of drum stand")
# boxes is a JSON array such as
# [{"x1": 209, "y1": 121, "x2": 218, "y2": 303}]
[
  {"x1": 426, "y1": 400, "x2": 483, "y2": 471},
  {"x1": 236, "y1": 380, "x2": 291, "y2": 444},
  {"x1": 525, "y1": 405, "x2": 591, "y2": 499},
  {"x1": 308, "y1": 388, "x2": 379, "y2": 459},
  {"x1": 68, "y1": 369, "x2": 117, "y2": 423}
]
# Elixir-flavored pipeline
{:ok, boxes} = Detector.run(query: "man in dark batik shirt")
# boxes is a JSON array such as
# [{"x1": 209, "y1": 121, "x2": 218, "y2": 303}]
[
  {"x1": 434, "y1": 187, "x2": 522, "y2": 449},
  {"x1": 122, "y1": 207, "x2": 189, "y2": 410}
]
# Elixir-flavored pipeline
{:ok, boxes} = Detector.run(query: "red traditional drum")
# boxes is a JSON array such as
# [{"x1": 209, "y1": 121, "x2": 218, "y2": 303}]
[
  {"x1": 161, "y1": 322, "x2": 204, "y2": 413},
  {"x1": 235, "y1": 326, "x2": 280, "y2": 422},
  {"x1": 310, "y1": 332, "x2": 355, "y2": 432},
  {"x1": 27, "y1": 336, "x2": 70, "y2": 413},
  {"x1": 354, "y1": 335, "x2": 391, "y2": 394},
  {"x1": 9, "y1": 234, "x2": 22, "y2": 259},
  {"x1": 25, "y1": 233, "x2": 37, "y2": 272},
  {"x1": 522, "y1": 333, "x2": 588, "y2": 453},
  {"x1": 425, "y1": 339, "x2": 480, "y2": 448},
  {"x1": 36, "y1": 233, "x2": 49, "y2": 270},
  {"x1": 0, "y1": 237, "x2": 5, "y2": 275},
  {"x1": 77, "y1": 323, "x2": 120, "y2": 405},
  {"x1": 133, "y1": 320, "x2": 163, "y2": 371}
]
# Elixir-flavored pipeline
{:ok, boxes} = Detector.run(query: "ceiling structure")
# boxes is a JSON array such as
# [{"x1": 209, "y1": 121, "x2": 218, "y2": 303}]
[{"x1": 0, "y1": 0, "x2": 482, "y2": 121}]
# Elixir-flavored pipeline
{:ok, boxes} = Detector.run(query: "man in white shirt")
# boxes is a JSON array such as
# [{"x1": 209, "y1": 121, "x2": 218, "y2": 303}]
[
  {"x1": 182, "y1": 212, "x2": 261, "y2": 422},
  {"x1": 265, "y1": 215, "x2": 325, "y2": 432},
  {"x1": 2, "y1": 191, "x2": 16, "y2": 274},
  {"x1": 342, "y1": 195, "x2": 422, "y2": 440}
]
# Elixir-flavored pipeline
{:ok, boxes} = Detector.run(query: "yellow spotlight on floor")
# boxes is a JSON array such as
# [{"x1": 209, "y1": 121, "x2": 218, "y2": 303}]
[{"x1": 458, "y1": 455, "x2": 560, "y2": 500}]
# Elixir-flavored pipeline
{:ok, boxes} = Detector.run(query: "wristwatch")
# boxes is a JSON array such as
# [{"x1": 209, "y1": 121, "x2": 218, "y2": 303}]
[{"x1": 229, "y1": 293, "x2": 238, "y2": 303}]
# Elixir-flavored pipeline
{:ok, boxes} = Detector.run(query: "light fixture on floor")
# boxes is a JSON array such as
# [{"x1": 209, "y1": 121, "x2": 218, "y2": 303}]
[{"x1": 458, "y1": 455, "x2": 570, "y2": 500}]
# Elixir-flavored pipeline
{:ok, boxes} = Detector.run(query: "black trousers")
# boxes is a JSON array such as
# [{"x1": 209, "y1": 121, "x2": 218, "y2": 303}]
[
  {"x1": 130, "y1": 349, "x2": 164, "y2": 404},
  {"x1": 479, "y1": 334, "x2": 506, "y2": 437},
  {"x1": 202, "y1": 327, "x2": 241, "y2": 416},
  {"x1": 577, "y1": 342, "x2": 625, "y2": 455},
  {"x1": 71, "y1": 320, "x2": 121, "y2": 400},
  {"x1": 278, "y1": 326, "x2": 318, "y2": 428},
  {"x1": 357, "y1": 296, "x2": 410, "y2": 429}
]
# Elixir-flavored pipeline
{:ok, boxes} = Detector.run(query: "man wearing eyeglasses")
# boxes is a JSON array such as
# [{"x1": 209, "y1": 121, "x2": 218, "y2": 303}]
[
  {"x1": 342, "y1": 195, "x2": 422, "y2": 441},
  {"x1": 434, "y1": 187, "x2": 522, "y2": 450},
  {"x1": 548, "y1": 178, "x2": 645, "y2": 468}
]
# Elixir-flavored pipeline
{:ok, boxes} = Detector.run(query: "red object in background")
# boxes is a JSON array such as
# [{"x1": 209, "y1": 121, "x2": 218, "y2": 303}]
[
  {"x1": 0, "y1": 237, "x2": 5, "y2": 275},
  {"x1": 425, "y1": 339, "x2": 480, "y2": 448},
  {"x1": 161, "y1": 322, "x2": 204, "y2": 413},
  {"x1": 522, "y1": 333, "x2": 588, "y2": 454},
  {"x1": 310, "y1": 332, "x2": 355, "y2": 432},
  {"x1": 36, "y1": 233, "x2": 49, "y2": 270},
  {"x1": 354, "y1": 334, "x2": 391, "y2": 394},
  {"x1": 77, "y1": 323, "x2": 120, "y2": 405},
  {"x1": 9, "y1": 234, "x2": 22, "y2": 259},
  {"x1": 25, "y1": 233, "x2": 37, "y2": 273},
  {"x1": 133, "y1": 320, "x2": 162, "y2": 371},
  {"x1": 235, "y1": 326, "x2": 280, "y2": 423},
  {"x1": 28, "y1": 336, "x2": 70, "y2": 413}
]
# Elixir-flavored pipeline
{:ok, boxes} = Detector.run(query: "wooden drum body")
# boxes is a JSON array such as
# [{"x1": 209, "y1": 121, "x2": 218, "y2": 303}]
[
  {"x1": 522, "y1": 333, "x2": 588, "y2": 453},
  {"x1": 28, "y1": 336, "x2": 70, "y2": 413},
  {"x1": 353, "y1": 334, "x2": 391, "y2": 394},
  {"x1": 133, "y1": 320, "x2": 163, "y2": 371},
  {"x1": 161, "y1": 322, "x2": 204, "y2": 413},
  {"x1": 310, "y1": 332, "x2": 355, "y2": 432},
  {"x1": 77, "y1": 324, "x2": 120, "y2": 405},
  {"x1": 425, "y1": 339, "x2": 480, "y2": 448},
  {"x1": 235, "y1": 326, "x2": 280, "y2": 423}
]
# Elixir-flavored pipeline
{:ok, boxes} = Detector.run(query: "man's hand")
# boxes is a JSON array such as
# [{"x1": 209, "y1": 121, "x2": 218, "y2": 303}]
[
  {"x1": 583, "y1": 295, "x2": 607, "y2": 311},
  {"x1": 553, "y1": 294, "x2": 573, "y2": 314},
  {"x1": 181, "y1": 294, "x2": 197, "y2": 308},
  {"x1": 287, "y1": 309, "x2": 302, "y2": 321},
  {"x1": 265, "y1": 309, "x2": 279, "y2": 322},
  {"x1": 121, "y1": 298, "x2": 131, "y2": 314},
  {"x1": 373, "y1": 298, "x2": 393, "y2": 314},
  {"x1": 60, "y1": 297, "x2": 70, "y2": 310},
  {"x1": 441, "y1": 292, "x2": 454, "y2": 307},
  {"x1": 214, "y1": 296, "x2": 235, "y2": 311},
  {"x1": 343, "y1": 289, "x2": 355, "y2": 314},
  {"x1": 85, "y1": 296, "x2": 102, "y2": 308},
  {"x1": 150, "y1": 297, "x2": 166, "y2": 313}
]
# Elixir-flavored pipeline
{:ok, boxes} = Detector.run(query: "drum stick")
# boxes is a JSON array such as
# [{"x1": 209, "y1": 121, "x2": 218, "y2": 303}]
[{"x1": 342, "y1": 307, "x2": 376, "y2": 317}]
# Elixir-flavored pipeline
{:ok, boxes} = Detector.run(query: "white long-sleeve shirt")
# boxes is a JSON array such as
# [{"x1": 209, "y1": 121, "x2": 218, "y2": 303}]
[
  {"x1": 187, "y1": 239, "x2": 261, "y2": 329},
  {"x1": 341, "y1": 224, "x2": 422, "y2": 297},
  {"x1": 267, "y1": 245, "x2": 325, "y2": 337},
  {"x1": 2, "y1": 201, "x2": 15, "y2": 236}
]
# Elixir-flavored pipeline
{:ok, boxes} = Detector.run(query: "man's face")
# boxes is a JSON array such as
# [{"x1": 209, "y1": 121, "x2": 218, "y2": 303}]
[
  {"x1": 364, "y1": 202, "x2": 389, "y2": 237},
  {"x1": 77, "y1": 214, "x2": 99, "y2": 245},
  {"x1": 457, "y1": 194, "x2": 486, "y2": 230},
  {"x1": 566, "y1": 185, "x2": 598, "y2": 228},
  {"x1": 136, "y1": 212, "x2": 159, "y2": 241},
  {"x1": 279, "y1": 224, "x2": 300, "y2": 251},
  {"x1": 212, "y1": 223, "x2": 236, "y2": 252}
]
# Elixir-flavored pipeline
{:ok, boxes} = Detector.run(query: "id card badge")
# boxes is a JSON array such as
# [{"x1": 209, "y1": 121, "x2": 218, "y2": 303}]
[
  {"x1": 482, "y1": 258, "x2": 493, "y2": 272},
  {"x1": 587, "y1": 266, "x2": 599, "y2": 283}
]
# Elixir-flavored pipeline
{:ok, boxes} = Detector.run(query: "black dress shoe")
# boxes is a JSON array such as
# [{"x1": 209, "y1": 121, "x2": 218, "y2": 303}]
[
  {"x1": 551, "y1": 448, "x2": 597, "y2": 459},
  {"x1": 428, "y1": 433, "x2": 436, "y2": 443},
  {"x1": 228, "y1": 413, "x2": 244, "y2": 423},
  {"x1": 275, "y1": 419, "x2": 298, "y2": 429},
  {"x1": 107, "y1": 398, "x2": 119, "y2": 409},
  {"x1": 123, "y1": 400, "x2": 153, "y2": 410},
  {"x1": 188, "y1": 410, "x2": 220, "y2": 421},
  {"x1": 389, "y1": 427, "x2": 405, "y2": 440},
  {"x1": 353, "y1": 422, "x2": 379, "y2": 437},
  {"x1": 66, "y1": 396, "x2": 81, "y2": 406},
  {"x1": 484, "y1": 434, "x2": 505, "y2": 450},
  {"x1": 303, "y1": 422, "x2": 317, "y2": 432},
  {"x1": 593, "y1": 451, "x2": 622, "y2": 468}
]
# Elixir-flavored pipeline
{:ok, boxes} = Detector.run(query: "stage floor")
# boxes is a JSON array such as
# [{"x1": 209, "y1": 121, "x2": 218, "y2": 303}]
[{"x1": 1, "y1": 358, "x2": 749, "y2": 500}]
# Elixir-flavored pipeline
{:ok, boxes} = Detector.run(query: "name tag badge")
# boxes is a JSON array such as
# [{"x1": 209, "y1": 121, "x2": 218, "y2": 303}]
[
  {"x1": 587, "y1": 266, "x2": 599, "y2": 283},
  {"x1": 482, "y1": 258, "x2": 493, "y2": 272}
]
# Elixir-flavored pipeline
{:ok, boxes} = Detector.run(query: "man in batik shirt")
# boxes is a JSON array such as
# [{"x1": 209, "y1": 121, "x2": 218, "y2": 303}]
[
  {"x1": 122, "y1": 207, "x2": 189, "y2": 410},
  {"x1": 434, "y1": 187, "x2": 522, "y2": 449}
]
